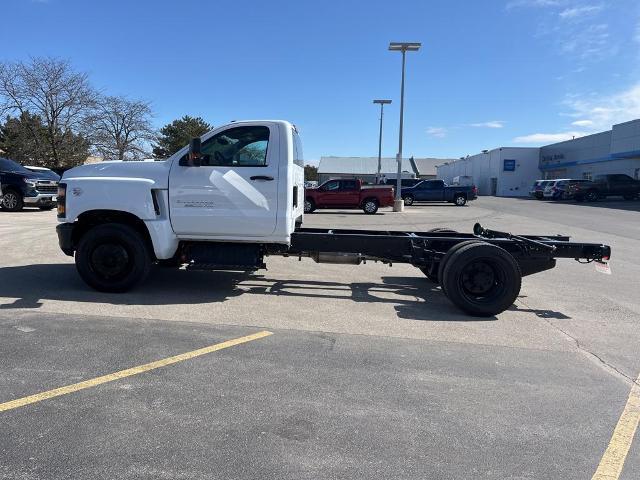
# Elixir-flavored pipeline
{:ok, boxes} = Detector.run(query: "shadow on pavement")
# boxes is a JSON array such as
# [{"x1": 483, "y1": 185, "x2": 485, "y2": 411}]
[{"x1": 0, "y1": 263, "x2": 517, "y2": 322}]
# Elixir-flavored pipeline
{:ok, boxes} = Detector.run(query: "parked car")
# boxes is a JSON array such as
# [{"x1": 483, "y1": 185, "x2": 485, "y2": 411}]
[
  {"x1": 542, "y1": 179, "x2": 571, "y2": 200},
  {"x1": 557, "y1": 179, "x2": 594, "y2": 199},
  {"x1": 304, "y1": 178, "x2": 394, "y2": 214},
  {"x1": 573, "y1": 174, "x2": 640, "y2": 202},
  {"x1": 0, "y1": 157, "x2": 60, "y2": 211},
  {"x1": 529, "y1": 180, "x2": 553, "y2": 199},
  {"x1": 401, "y1": 179, "x2": 478, "y2": 206}
]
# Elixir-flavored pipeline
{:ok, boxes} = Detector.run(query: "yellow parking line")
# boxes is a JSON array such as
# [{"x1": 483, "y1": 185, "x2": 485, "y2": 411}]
[
  {"x1": 592, "y1": 372, "x2": 640, "y2": 480},
  {"x1": 0, "y1": 330, "x2": 273, "y2": 413}
]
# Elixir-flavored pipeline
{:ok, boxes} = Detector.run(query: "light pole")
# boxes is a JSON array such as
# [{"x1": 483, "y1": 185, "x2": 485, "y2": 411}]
[
  {"x1": 373, "y1": 99, "x2": 392, "y2": 184},
  {"x1": 389, "y1": 41, "x2": 421, "y2": 212}
]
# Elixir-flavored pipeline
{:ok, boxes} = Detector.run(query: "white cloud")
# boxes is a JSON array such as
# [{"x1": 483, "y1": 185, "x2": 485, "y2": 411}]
[
  {"x1": 559, "y1": 5, "x2": 602, "y2": 19},
  {"x1": 513, "y1": 82, "x2": 640, "y2": 145},
  {"x1": 469, "y1": 120, "x2": 505, "y2": 128},
  {"x1": 513, "y1": 131, "x2": 586, "y2": 144},
  {"x1": 426, "y1": 127, "x2": 447, "y2": 138},
  {"x1": 571, "y1": 119, "x2": 594, "y2": 127},
  {"x1": 563, "y1": 83, "x2": 640, "y2": 130}
]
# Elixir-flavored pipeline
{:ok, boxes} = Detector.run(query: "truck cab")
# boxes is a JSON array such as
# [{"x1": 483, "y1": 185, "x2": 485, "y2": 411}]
[{"x1": 57, "y1": 120, "x2": 304, "y2": 291}]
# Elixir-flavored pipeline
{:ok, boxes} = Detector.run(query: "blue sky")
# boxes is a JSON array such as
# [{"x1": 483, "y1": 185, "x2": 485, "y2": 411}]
[{"x1": 2, "y1": 0, "x2": 639, "y2": 164}]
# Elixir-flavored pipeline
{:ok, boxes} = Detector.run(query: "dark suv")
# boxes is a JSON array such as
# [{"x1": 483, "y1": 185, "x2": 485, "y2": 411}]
[{"x1": 0, "y1": 157, "x2": 60, "y2": 211}]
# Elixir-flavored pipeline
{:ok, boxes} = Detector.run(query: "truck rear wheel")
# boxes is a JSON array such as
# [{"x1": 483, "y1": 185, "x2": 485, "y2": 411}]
[
  {"x1": 441, "y1": 242, "x2": 521, "y2": 317},
  {"x1": 362, "y1": 198, "x2": 379, "y2": 214},
  {"x1": 453, "y1": 194, "x2": 467, "y2": 206},
  {"x1": 436, "y1": 239, "x2": 482, "y2": 292},
  {"x1": 75, "y1": 223, "x2": 151, "y2": 292}
]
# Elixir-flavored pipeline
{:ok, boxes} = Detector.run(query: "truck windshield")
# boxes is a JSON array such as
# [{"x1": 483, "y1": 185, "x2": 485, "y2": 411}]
[{"x1": 0, "y1": 158, "x2": 33, "y2": 174}]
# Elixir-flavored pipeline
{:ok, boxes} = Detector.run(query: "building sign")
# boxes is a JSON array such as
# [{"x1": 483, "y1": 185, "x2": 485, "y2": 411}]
[
  {"x1": 541, "y1": 153, "x2": 565, "y2": 162},
  {"x1": 503, "y1": 159, "x2": 516, "y2": 171}
]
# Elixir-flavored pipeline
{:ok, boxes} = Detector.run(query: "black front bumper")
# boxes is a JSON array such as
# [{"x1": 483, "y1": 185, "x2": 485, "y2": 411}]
[{"x1": 56, "y1": 223, "x2": 75, "y2": 256}]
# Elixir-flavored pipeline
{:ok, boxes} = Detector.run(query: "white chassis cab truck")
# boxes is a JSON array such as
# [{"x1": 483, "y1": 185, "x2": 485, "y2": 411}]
[{"x1": 56, "y1": 120, "x2": 611, "y2": 317}]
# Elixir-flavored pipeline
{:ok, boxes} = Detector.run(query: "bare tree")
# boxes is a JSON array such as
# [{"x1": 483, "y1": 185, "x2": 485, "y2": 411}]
[
  {"x1": 0, "y1": 57, "x2": 95, "y2": 167},
  {"x1": 88, "y1": 95, "x2": 155, "y2": 160}
]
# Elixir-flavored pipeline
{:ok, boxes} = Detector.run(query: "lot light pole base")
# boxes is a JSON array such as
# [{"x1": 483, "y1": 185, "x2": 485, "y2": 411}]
[{"x1": 393, "y1": 199, "x2": 404, "y2": 212}]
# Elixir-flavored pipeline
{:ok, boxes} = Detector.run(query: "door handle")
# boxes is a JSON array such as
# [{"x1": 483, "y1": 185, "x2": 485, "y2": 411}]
[{"x1": 250, "y1": 175, "x2": 274, "y2": 181}]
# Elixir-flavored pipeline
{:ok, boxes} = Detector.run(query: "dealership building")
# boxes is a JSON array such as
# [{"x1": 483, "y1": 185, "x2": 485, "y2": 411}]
[{"x1": 437, "y1": 119, "x2": 640, "y2": 197}]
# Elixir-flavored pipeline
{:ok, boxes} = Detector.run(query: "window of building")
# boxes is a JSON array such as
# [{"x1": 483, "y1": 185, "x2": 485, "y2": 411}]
[
  {"x1": 635, "y1": 168, "x2": 640, "y2": 180},
  {"x1": 582, "y1": 172, "x2": 592, "y2": 181}
]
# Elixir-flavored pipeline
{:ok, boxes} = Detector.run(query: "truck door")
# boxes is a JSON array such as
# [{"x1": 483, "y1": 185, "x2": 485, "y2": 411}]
[
  {"x1": 421, "y1": 180, "x2": 444, "y2": 201},
  {"x1": 316, "y1": 180, "x2": 341, "y2": 206},
  {"x1": 168, "y1": 124, "x2": 279, "y2": 237},
  {"x1": 336, "y1": 179, "x2": 360, "y2": 206}
]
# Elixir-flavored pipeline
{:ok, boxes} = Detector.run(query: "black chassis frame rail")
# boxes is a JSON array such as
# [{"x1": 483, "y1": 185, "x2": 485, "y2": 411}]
[{"x1": 286, "y1": 223, "x2": 611, "y2": 277}]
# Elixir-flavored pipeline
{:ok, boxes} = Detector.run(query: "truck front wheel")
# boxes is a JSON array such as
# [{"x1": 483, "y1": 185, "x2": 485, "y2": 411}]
[
  {"x1": 1, "y1": 190, "x2": 24, "y2": 212},
  {"x1": 362, "y1": 198, "x2": 379, "y2": 214},
  {"x1": 75, "y1": 223, "x2": 151, "y2": 292},
  {"x1": 441, "y1": 242, "x2": 521, "y2": 317}
]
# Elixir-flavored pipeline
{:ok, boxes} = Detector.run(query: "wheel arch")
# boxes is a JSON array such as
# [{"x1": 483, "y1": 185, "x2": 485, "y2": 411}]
[{"x1": 73, "y1": 209, "x2": 157, "y2": 260}]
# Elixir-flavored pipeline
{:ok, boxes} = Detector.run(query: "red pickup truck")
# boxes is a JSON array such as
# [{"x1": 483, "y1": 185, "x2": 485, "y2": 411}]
[{"x1": 304, "y1": 179, "x2": 395, "y2": 214}]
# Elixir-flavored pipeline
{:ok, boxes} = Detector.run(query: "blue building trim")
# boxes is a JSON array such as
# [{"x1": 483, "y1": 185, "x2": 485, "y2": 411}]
[{"x1": 539, "y1": 149, "x2": 640, "y2": 171}]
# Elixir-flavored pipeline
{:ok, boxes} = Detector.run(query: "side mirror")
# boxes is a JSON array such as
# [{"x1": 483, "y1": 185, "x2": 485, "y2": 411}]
[{"x1": 188, "y1": 138, "x2": 202, "y2": 167}]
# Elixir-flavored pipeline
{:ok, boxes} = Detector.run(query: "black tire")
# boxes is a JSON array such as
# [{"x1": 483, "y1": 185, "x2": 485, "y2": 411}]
[
  {"x1": 1, "y1": 189, "x2": 24, "y2": 212},
  {"x1": 304, "y1": 198, "x2": 315, "y2": 213},
  {"x1": 39, "y1": 206, "x2": 55, "y2": 211},
  {"x1": 362, "y1": 198, "x2": 379, "y2": 214},
  {"x1": 453, "y1": 194, "x2": 467, "y2": 206},
  {"x1": 402, "y1": 194, "x2": 414, "y2": 206},
  {"x1": 75, "y1": 223, "x2": 151, "y2": 292},
  {"x1": 585, "y1": 190, "x2": 598, "y2": 202},
  {"x1": 441, "y1": 242, "x2": 521, "y2": 317},
  {"x1": 437, "y1": 240, "x2": 484, "y2": 295}
]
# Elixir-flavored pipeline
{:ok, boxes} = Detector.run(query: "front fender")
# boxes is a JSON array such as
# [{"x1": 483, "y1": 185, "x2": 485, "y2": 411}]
[{"x1": 62, "y1": 177, "x2": 158, "y2": 222}]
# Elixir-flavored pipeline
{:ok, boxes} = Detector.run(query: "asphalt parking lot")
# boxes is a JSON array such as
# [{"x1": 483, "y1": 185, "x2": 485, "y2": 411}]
[{"x1": 1, "y1": 197, "x2": 639, "y2": 479}]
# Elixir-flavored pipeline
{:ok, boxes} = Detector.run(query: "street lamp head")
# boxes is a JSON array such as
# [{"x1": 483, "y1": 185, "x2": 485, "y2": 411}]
[
  {"x1": 373, "y1": 99, "x2": 392, "y2": 104},
  {"x1": 388, "y1": 42, "x2": 421, "y2": 51}
]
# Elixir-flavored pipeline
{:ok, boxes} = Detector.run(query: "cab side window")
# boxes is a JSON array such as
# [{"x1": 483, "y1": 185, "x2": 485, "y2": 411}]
[
  {"x1": 324, "y1": 180, "x2": 340, "y2": 191},
  {"x1": 188, "y1": 126, "x2": 270, "y2": 167},
  {"x1": 341, "y1": 180, "x2": 357, "y2": 190}
]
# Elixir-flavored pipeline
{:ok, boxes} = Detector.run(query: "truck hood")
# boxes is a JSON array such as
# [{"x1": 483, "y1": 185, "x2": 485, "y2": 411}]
[{"x1": 62, "y1": 160, "x2": 171, "y2": 188}]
